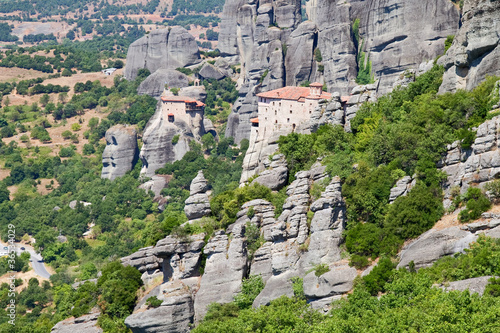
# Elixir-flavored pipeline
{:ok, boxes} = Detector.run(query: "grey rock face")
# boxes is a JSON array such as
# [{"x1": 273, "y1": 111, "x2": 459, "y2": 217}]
[
  {"x1": 439, "y1": 115, "x2": 500, "y2": 209},
  {"x1": 101, "y1": 125, "x2": 139, "y2": 181},
  {"x1": 303, "y1": 264, "x2": 357, "y2": 299},
  {"x1": 313, "y1": 0, "x2": 357, "y2": 94},
  {"x1": 397, "y1": 227, "x2": 477, "y2": 270},
  {"x1": 350, "y1": 0, "x2": 459, "y2": 94},
  {"x1": 194, "y1": 227, "x2": 248, "y2": 321},
  {"x1": 389, "y1": 176, "x2": 416, "y2": 204},
  {"x1": 184, "y1": 171, "x2": 211, "y2": 221},
  {"x1": 199, "y1": 63, "x2": 226, "y2": 81},
  {"x1": 69, "y1": 200, "x2": 91, "y2": 209},
  {"x1": 251, "y1": 154, "x2": 289, "y2": 191},
  {"x1": 223, "y1": 0, "x2": 305, "y2": 143},
  {"x1": 154, "y1": 234, "x2": 205, "y2": 282},
  {"x1": 139, "y1": 175, "x2": 168, "y2": 197},
  {"x1": 439, "y1": 0, "x2": 500, "y2": 93},
  {"x1": 137, "y1": 69, "x2": 189, "y2": 98},
  {"x1": 125, "y1": 280, "x2": 195, "y2": 333},
  {"x1": 301, "y1": 177, "x2": 346, "y2": 268},
  {"x1": 124, "y1": 27, "x2": 200, "y2": 81},
  {"x1": 51, "y1": 309, "x2": 102, "y2": 333},
  {"x1": 439, "y1": 276, "x2": 494, "y2": 296},
  {"x1": 285, "y1": 20, "x2": 318, "y2": 87}
]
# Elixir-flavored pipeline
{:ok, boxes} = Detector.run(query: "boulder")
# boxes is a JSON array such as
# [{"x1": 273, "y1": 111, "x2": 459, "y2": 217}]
[
  {"x1": 198, "y1": 63, "x2": 226, "y2": 80},
  {"x1": 138, "y1": 69, "x2": 189, "y2": 98},
  {"x1": 101, "y1": 125, "x2": 139, "y2": 181},
  {"x1": 51, "y1": 309, "x2": 102, "y2": 333},
  {"x1": 124, "y1": 27, "x2": 201, "y2": 81},
  {"x1": 251, "y1": 154, "x2": 288, "y2": 191},
  {"x1": 440, "y1": 276, "x2": 494, "y2": 296},
  {"x1": 397, "y1": 227, "x2": 477, "y2": 270},
  {"x1": 303, "y1": 264, "x2": 357, "y2": 299}
]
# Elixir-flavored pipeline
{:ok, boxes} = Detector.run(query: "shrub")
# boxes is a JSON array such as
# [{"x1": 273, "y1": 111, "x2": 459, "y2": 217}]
[
  {"x1": 146, "y1": 296, "x2": 163, "y2": 308},
  {"x1": 312, "y1": 263, "x2": 330, "y2": 277},
  {"x1": 458, "y1": 187, "x2": 491, "y2": 222},
  {"x1": 83, "y1": 143, "x2": 95, "y2": 155},
  {"x1": 20, "y1": 134, "x2": 30, "y2": 143},
  {"x1": 484, "y1": 277, "x2": 500, "y2": 297},
  {"x1": 362, "y1": 257, "x2": 395, "y2": 295},
  {"x1": 233, "y1": 275, "x2": 265, "y2": 309},
  {"x1": 171, "y1": 134, "x2": 180, "y2": 145},
  {"x1": 61, "y1": 130, "x2": 72, "y2": 139},
  {"x1": 71, "y1": 123, "x2": 82, "y2": 131},
  {"x1": 59, "y1": 146, "x2": 75, "y2": 158}
]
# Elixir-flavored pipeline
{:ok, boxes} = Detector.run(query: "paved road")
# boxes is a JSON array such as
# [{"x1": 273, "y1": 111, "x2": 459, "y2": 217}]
[{"x1": 0, "y1": 241, "x2": 51, "y2": 279}]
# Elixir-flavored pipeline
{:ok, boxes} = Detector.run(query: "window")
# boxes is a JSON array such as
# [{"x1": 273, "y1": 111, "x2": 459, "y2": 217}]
[
  {"x1": 290, "y1": 110, "x2": 292, "y2": 114},
  {"x1": 275, "y1": 110, "x2": 277, "y2": 115},
  {"x1": 275, "y1": 120, "x2": 278, "y2": 124},
  {"x1": 168, "y1": 115, "x2": 174, "y2": 122},
  {"x1": 287, "y1": 118, "x2": 290, "y2": 123}
]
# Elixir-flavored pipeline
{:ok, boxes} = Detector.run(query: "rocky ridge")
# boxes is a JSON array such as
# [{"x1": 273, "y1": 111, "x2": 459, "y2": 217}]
[{"x1": 184, "y1": 171, "x2": 211, "y2": 221}]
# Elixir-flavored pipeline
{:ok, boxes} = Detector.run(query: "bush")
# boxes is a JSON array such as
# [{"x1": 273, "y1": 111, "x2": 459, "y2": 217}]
[
  {"x1": 59, "y1": 146, "x2": 75, "y2": 158},
  {"x1": 82, "y1": 143, "x2": 96, "y2": 155},
  {"x1": 171, "y1": 134, "x2": 180, "y2": 145},
  {"x1": 362, "y1": 257, "x2": 395, "y2": 295},
  {"x1": 71, "y1": 123, "x2": 82, "y2": 131},
  {"x1": 62, "y1": 130, "x2": 72, "y2": 139},
  {"x1": 233, "y1": 275, "x2": 265, "y2": 309},
  {"x1": 146, "y1": 296, "x2": 163, "y2": 308},
  {"x1": 458, "y1": 187, "x2": 491, "y2": 222}
]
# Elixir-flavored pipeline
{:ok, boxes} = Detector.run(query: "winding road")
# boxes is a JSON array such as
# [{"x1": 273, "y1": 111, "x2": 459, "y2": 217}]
[{"x1": 1, "y1": 241, "x2": 51, "y2": 279}]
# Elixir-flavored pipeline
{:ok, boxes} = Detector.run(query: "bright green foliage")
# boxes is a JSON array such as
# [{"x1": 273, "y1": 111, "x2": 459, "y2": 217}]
[
  {"x1": 313, "y1": 263, "x2": 330, "y2": 277},
  {"x1": 97, "y1": 261, "x2": 143, "y2": 318},
  {"x1": 457, "y1": 187, "x2": 492, "y2": 222},
  {"x1": 361, "y1": 257, "x2": 395, "y2": 295},
  {"x1": 234, "y1": 275, "x2": 265, "y2": 309},
  {"x1": 445, "y1": 35, "x2": 455, "y2": 53},
  {"x1": 171, "y1": 134, "x2": 180, "y2": 145},
  {"x1": 356, "y1": 51, "x2": 373, "y2": 84},
  {"x1": 485, "y1": 277, "x2": 500, "y2": 297},
  {"x1": 146, "y1": 296, "x2": 163, "y2": 308}
]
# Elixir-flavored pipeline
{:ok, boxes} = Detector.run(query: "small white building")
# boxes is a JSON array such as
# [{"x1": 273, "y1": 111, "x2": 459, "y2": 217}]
[
  {"x1": 252, "y1": 82, "x2": 331, "y2": 136},
  {"x1": 102, "y1": 68, "x2": 117, "y2": 75}
]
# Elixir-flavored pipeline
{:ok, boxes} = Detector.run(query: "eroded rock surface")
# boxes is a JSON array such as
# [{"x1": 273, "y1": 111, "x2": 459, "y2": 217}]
[
  {"x1": 51, "y1": 309, "x2": 102, "y2": 333},
  {"x1": 101, "y1": 125, "x2": 139, "y2": 181},
  {"x1": 138, "y1": 69, "x2": 189, "y2": 98},
  {"x1": 184, "y1": 171, "x2": 211, "y2": 221},
  {"x1": 124, "y1": 27, "x2": 200, "y2": 81},
  {"x1": 439, "y1": 0, "x2": 500, "y2": 93}
]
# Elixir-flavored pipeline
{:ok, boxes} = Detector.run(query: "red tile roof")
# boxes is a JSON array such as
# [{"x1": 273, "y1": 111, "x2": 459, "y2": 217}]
[
  {"x1": 250, "y1": 118, "x2": 259, "y2": 123},
  {"x1": 161, "y1": 95, "x2": 205, "y2": 107},
  {"x1": 257, "y1": 86, "x2": 331, "y2": 101},
  {"x1": 309, "y1": 82, "x2": 323, "y2": 87},
  {"x1": 168, "y1": 113, "x2": 174, "y2": 116}
]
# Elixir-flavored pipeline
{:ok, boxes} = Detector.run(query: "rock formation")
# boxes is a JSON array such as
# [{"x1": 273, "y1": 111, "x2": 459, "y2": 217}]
[
  {"x1": 250, "y1": 154, "x2": 288, "y2": 191},
  {"x1": 439, "y1": 115, "x2": 500, "y2": 209},
  {"x1": 124, "y1": 27, "x2": 201, "y2": 81},
  {"x1": 137, "y1": 69, "x2": 189, "y2": 98},
  {"x1": 198, "y1": 63, "x2": 226, "y2": 81},
  {"x1": 101, "y1": 125, "x2": 139, "y2": 181},
  {"x1": 439, "y1": 276, "x2": 494, "y2": 296},
  {"x1": 389, "y1": 176, "x2": 416, "y2": 204},
  {"x1": 349, "y1": 0, "x2": 460, "y2": 94},
  {"x1": 51, "y1": 309, "x2": 102, "y2": 333},
  {"x1": 439, "y1": 0, "x2": 500, "y2": 93},
  {"x1": 139, "y1": 94, "x2": 208, "y2": 177},
  {"x1": 184, "y1": 171, "x2": 211, "y2": 221},
  {"x1": 223, "y1": 0, "x2": 459, "y2": 142}
]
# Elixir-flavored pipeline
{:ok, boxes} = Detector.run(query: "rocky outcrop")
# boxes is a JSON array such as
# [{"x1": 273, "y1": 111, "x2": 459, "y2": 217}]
[
  {"x1": 250, "y1": 154, "x2": 288, "y2": 191},
  {"x1": 123, "y1": 234, "x2": 204, "y2": 333},
  {"x1": 303, "y1": 264, "x2": 357, "y2": 306},
  {"x1": 439, "y1": 115, "x2": 500, "y2": 209},
  {"x1": 184, "y1": 171, "x2": 211, "y2": 221},
  {"x1": 125, "y1": 280, "x2": 196, "y2": 333},
  {"x1": 301, "y1": 177, "x2": 346, "y2": 268},
  {"x1": 51, "y1": 309, "x2": 102, "y2": 333},
  {"x1": 306, "y1": 83, "x2": 377, "y2": 133},
  {"x1": 194, "y1": 226, "x2": 248, "y2": 321},
  {"x1": 124, "y1": 27, "x2": 201, "y2": 81},
  {"x1": 389, "y1": 175, "x2": 416, "y2": 204},
  {"x1": 440, "y1": 276, "x2": 494, "y2": 296},
  {"x1": 439, "y1": 0, "x2": 500, "y2": 93},
  {"x1": 198, "y1": 63, "x2": 226, "y2": 81},
  {"x1": 137, "y1": 69, "x2": 189, "y2": 98},
  {"x1": 284, "y1": 20, "x2": 318, "y2": 87},
  {"x1": 101, "y1": 125, "x2": 139, "y2": 181}
]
